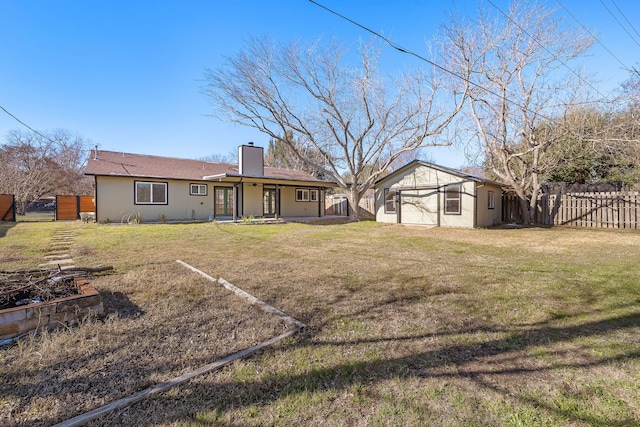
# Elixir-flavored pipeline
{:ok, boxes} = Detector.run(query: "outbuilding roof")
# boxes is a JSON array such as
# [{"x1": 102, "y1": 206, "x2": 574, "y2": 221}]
[
  {"x1": 374, "y1": 159, "x2": 506, "y2": 187},
  {"x1": 85, "y1": 150, "x2": 333, "y2": 185}
]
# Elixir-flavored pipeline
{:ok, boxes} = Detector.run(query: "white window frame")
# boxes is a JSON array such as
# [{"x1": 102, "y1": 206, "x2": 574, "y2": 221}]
[
  {"x1": 190, "y1": 183, "x2": 208, "y2": 196},
  {"x1": 296, "y1": 188, "x2": 310, "y2": 202},
  {"x1": 488, "y1": 190, "x2": 495, "y2": 209},
  {"x1": 135, "y1": 181, "x2": 168, "y2": 205},
  {"x1": 384, "y1": 188, "x2": 396, "y2": 213},
  {"x1": 309, "y1": 189, "x2": 319, "y2": 202},
  {"x1": 444, "y1": 184, "x2": 461, "y2": 215}
]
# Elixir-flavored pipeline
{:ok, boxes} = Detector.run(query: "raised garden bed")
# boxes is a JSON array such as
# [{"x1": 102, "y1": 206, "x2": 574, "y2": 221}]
[{"x1": 0, "y1": 275, "x2": 104, "y2": 342}]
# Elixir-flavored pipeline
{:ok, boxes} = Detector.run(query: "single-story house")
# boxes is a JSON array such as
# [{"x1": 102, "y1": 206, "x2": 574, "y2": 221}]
[
  {"x1": 374, "y1": 160, "x2": 505, "y2": 228},
  {"x1": 84, "y1": 143, "x2": 336, "y2": 223}
]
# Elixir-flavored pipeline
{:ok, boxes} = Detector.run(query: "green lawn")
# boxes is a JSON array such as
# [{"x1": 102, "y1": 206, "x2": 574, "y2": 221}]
[{"x1": 1, "y1": 221, "x2": 639, "y2": 426}]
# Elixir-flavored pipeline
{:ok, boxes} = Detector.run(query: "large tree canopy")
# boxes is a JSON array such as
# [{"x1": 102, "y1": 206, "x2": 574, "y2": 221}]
[
  {"x1": 538, "y1": 106, "x2": 640, "y2": 187},
  {"x1": 204, "y1": 37, "x2": 468, "y2": 218},
  {"x1": 443, "y1": 0, "x2": 595, "y2": 224}
]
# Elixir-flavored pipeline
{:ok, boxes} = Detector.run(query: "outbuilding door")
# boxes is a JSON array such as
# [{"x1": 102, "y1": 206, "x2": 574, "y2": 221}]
[{"x1": 399, "y1": 189, "x2": 439, "y2": 226}]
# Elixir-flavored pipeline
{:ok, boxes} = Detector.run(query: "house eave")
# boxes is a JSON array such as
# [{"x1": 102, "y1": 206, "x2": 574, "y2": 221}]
[{"x1": 204, "y1": 173, "x2": 336, "y2": 187}]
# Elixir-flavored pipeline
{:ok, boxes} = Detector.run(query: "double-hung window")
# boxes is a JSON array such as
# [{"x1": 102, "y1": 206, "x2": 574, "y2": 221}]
[
  {"x1": 444, "y1": 184, "x2": 461, "y2": 215},
  {"x1": 488, "y1": 191, "x2": 495, "y2": 209},
  {"x1": 384, "y1": 188, "x2": 396, "y2": 213},
  {"x1": 135, "y1": 181, "x2": 168, "y2": 205}
]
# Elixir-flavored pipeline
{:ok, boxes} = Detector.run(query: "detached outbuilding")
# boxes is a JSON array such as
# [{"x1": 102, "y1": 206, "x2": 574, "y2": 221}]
[{"x1": 374, "y1": 160, "x2": 504, "y2": 228}]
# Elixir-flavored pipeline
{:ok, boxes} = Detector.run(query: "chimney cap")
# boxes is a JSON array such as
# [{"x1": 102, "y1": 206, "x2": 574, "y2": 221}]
[{"x1": 247, "y1": 141, "x2": 254, "y2": 146}]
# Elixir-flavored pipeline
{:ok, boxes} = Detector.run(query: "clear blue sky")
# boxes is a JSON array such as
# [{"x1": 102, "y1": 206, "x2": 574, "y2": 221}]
[{"x1": 1, "y1": 0, "x2": 638, "y2": 168}]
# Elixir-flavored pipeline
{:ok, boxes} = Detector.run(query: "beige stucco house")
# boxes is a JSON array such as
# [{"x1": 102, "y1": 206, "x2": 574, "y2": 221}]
[
  {"x1": 84, "y1": 143, "x2": 336, "y2": 223},
  {"x1": 374, "y1": 160, "x2": 505, "y2": 228}
]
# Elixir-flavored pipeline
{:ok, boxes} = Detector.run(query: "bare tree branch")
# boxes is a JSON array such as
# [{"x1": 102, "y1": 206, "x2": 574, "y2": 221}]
[{"x1": 204, "y1": 36, "x2": 467, "y2": 219}]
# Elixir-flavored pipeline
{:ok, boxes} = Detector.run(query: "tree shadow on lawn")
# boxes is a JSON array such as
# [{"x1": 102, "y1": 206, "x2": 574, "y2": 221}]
[
  {"x1": 0, "y1": 223, "x2": 15, "y2": 238},
  {"x1": 101, "y1": 309, "x2": 640, "y2": 427},
  {"x1": 100, "y1": 289, "x2": 145, "y2": 318}
]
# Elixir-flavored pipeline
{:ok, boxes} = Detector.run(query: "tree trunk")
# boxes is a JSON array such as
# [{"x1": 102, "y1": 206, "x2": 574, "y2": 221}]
[{"x1": 346, "y1": 186, "x2": 361, "y2": 220}]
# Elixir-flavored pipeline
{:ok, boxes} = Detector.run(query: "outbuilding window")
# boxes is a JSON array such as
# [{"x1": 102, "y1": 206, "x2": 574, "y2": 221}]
[
  {"x1": 488, "y1": 191, "x2": 495, "y2": 209},
  {"x1": 135, "y1": 181, "x2": 167, "y2": 205},
  {"x1": 384, "y1": 188, "x2": 396, "y2": 213},
  {"x1": 295, "y1": 188, "x2": 319, "y2": 202},
  {"x1": 444, "y1": 184, "x2": 461, "y2": 215}
]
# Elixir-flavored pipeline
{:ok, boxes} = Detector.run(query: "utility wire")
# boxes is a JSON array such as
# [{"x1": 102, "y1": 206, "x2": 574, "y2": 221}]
[
  {"x1": 308, "y1": 1, "x2": 527, "y2": 112},
  {"x1": 486, "y1": 0, "x2": 609, "y2": 102},
  {"x1": 308, "y1": 0, "x2": 593, "y2": 130},
  {"x1": 0, "y1": 104, "x2": 56, "y2": 144},
  {"x1": 609, "y1": 0, "x2": 640, "y2": 41},
  {"x1": 598, "y1": 0, "x2": 640, "y2": 50},
  {"x1": 557, "y1": 0, "x2": 630, "y2": 72}
]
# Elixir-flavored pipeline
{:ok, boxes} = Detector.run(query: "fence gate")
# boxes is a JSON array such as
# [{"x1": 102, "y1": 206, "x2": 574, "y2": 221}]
[
  {"x1": 56, "y1": 196, "x2": 95, "y2": 221},
  {"x1": 0, "y1": 194, "x2": 16, "y2": 221}
]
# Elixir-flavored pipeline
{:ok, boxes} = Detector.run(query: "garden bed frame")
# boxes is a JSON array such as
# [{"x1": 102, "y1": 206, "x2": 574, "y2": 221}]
[{"x1": 0, "y1": 278, "x2": 103, "y2": 342}]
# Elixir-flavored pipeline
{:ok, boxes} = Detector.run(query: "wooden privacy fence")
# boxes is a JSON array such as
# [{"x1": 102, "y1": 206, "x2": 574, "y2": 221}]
[
  {"x1": 0, "y1": 194, "x2": 16, "y2": 221},
  {"x1": 503, "y1": 192, "x2": 640, "y2": 229},
  {"x1": 56, "y1": 196, "x2": 95, "y2": 221},
  {"x1": 325, "y1": 196, "x2": 375, "y2": 218}
]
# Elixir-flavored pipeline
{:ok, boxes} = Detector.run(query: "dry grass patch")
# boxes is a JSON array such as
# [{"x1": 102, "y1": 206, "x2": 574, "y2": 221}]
[
  {"x1": 1, "y1": 260, "x2": 290, "y2": 426},
  {"x1": 1, "y1": 221, "x2": 639, "y2": 426}
]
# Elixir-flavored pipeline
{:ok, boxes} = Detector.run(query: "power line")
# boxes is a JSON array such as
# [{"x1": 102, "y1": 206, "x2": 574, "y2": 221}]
[
  {"x1": 556, "y1": 0, "x2": 630, "y2": 72},
  {"x1": 486, "y1": 0, "x2": 609, "y2": 102},
  {"x1": 307, "y1": 0, "x2": 517, "y2": 109},
  {"x1": 308, "y1": 0, "x2": 595, "y2": 130},
  {"x1": 609, "y1": 0, "x2": 640, "y2": 42},
  {"x1": 0, "y1": 104, "x2": 56, "y2": 143},
  {"x1": 598, "y1": 0, "x2": 640, "y2": 50}
]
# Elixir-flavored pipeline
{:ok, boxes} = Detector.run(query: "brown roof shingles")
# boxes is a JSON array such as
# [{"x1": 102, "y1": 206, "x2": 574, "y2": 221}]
[{"x1": 84, "y1": 150, "x2": 328, "y2": 183}]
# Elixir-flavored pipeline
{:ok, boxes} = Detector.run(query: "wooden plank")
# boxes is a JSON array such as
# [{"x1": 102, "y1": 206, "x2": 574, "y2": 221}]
[
  {"x1": 177, "y1": 260, "x2": 306, "y2": 329},
  {"x1": 53, "y1": 327, "x2": 303, "y2": 427},
  {"x1": 56, "y1": 196, "x2": 79, "y2": 220},
  {"x1": 0, "y1": 194, "x2": 15, "y2": 221},
  {"x1": 593, "y1": 193, "x2": 602, "y2": 228},
  {"x1": 78, "y1": 196, "x2": 95, "y2": 213},
  {"x1": 54, "y1": 262, "x2": 306, "y2": 427}
]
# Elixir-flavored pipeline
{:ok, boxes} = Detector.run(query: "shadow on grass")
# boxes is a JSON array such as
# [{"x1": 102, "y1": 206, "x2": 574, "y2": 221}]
[
  {"x1": 100, "y1": 290, "x2": 145, "y2": 318},
  {"x1": 93, "y1": 309, "x2": 640, "y2": 427},
  {"x1": 0, "y1": 222, "x2": 15, "y2": 238}
]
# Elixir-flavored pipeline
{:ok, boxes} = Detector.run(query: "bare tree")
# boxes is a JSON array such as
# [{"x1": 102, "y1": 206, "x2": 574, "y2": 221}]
[
  {"x1": 264, "y1": 131, "x2": 329, "y2": 179},
  {"x1": 204, "y1": 37, "x2": 468, "y2": 219},
  {"x1": 0, "y1": 129, "x2": 92, "y2": 214},
  {"x1": 443, "y1": 0, "x2": 594, "y2": 224},
  {"x1": 47, "y1": 129, "x2": 94, "y2": 196}
]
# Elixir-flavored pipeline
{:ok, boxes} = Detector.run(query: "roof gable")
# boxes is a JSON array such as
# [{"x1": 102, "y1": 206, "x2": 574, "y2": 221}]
[{"x1": 374, "y1": 160, "x2": 504, "y2": 187}]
